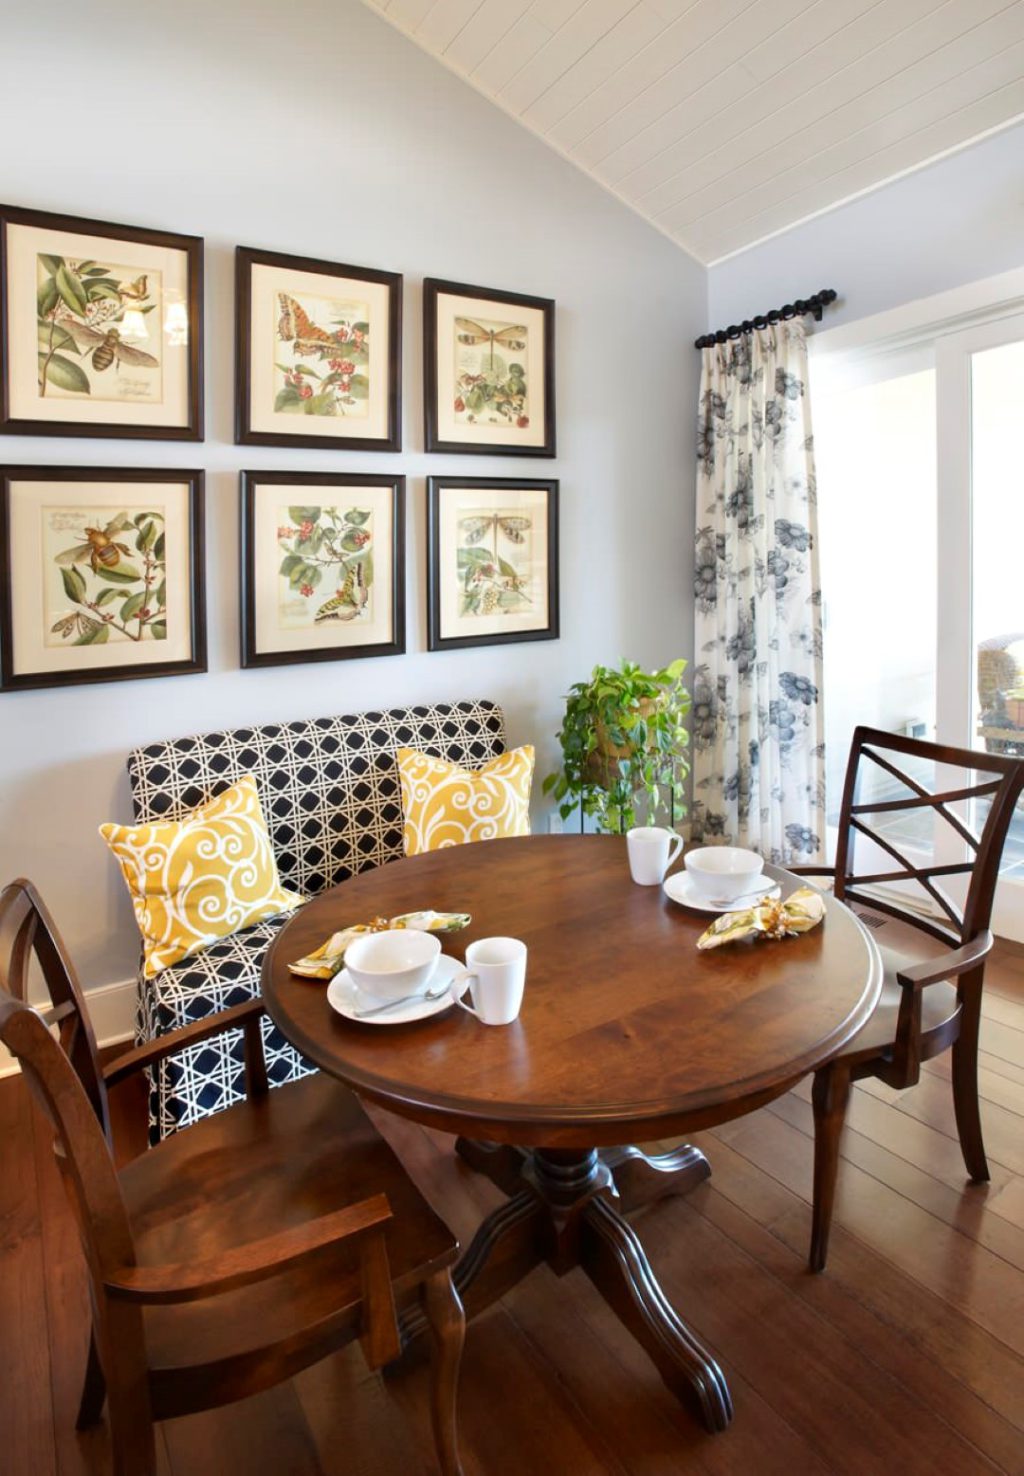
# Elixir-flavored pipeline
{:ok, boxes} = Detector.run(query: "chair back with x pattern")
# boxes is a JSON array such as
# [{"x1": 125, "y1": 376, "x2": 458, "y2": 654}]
[{"x1": 833, "y1": 727, "x2": 1024, "y2": 947}]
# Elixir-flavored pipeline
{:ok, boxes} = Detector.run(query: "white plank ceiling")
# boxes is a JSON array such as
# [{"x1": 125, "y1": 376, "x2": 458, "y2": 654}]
[{"x1": 363, "y1": 0, "x2": 1024, "y2": 263}]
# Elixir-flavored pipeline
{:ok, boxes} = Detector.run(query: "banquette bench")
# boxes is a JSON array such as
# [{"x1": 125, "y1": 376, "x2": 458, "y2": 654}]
[{"x1": 126, "y1": 699, "x2": 506, "y2": 1139}]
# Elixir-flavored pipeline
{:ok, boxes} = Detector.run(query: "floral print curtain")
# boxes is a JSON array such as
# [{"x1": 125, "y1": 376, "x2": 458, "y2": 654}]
[{"x1": 691, "y1": 320, "x2": 825, "y2": 864}]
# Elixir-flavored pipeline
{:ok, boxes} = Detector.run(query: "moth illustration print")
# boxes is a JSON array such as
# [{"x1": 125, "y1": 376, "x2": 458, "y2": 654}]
[
  {"x1": 274, "y1": 292, "x2": 369, "y2": 418},
  {"x1": 458, "y1": 509, "x2": 534, "y2": 618},
  {"x1": 36, "y1": 256, "x2": 163, "y2": 404},
  {"x1": 276, "y1": 504, "x2": 374, "y2": 630},
  {"x1": 46, "y1": 506, "x2": 168, "y2": 647},
  {"x1": 454, "y1": 317, "x2": 529, "y2": 430}
]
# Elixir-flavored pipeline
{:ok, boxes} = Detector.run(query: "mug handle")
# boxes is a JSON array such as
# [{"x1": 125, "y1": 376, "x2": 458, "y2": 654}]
[
  {"x1": 666, "y1": 831, "x2": 684, "y2": 870},
  {"x1": 450, "y1": 968, "x2": 482, "y2": 1019}
]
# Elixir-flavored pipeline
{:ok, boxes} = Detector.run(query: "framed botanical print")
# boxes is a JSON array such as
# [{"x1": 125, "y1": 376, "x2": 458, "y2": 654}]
[
  {"x1": 236, "y1": 247, "x2": 402, "y2": 451},
  {"x1": 240, "y1": 471, "x2": 405, "y2": 667},
  {"x1": 0, "y1": 204, "x2": 203, "y2": 440},
  {"x1": 424, "y1": 278, "x2": 555, "y2": 457},
  {"x1": 0, "y1": 467, "x2": 206, "y2": 692},
  {"x1": 427, "y1": 476, "x2": 558, "y2": 651}
]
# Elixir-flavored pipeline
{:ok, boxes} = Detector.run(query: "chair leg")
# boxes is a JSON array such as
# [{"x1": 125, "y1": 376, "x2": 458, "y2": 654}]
[
  {"x1": 421, "y1": 1269, "x2": 465, "y2": 1476},
  {"x1": 952, "y1": 984, "x2": 989, "y2": 1182},
  {"x1": 106, "y1": 1387, "x2": 157, "y2": 1476},
  {"x1": 75, "y1": 1329, "x2": 106, "y2": 1429},
  {"x1": 809, "y1": 1063, "x2": 852, "y2": 1273}
]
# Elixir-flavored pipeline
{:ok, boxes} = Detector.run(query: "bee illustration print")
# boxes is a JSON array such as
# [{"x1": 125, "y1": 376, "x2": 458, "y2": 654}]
[
  {"x1": 61, "y1": 321, "x2": 159, "y2": 374},
  {"x1": 56, "y1": 515, "x2": 134, "y2": 575}
]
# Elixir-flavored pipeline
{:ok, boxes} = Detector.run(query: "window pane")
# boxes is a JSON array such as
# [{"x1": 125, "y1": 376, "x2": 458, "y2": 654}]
[
  {"x1": 971, "y1": 338, "x2": 1024, "y2": 876},
  {"x1": 814, "y1": 364, "x2": 937, "y2": 853}
]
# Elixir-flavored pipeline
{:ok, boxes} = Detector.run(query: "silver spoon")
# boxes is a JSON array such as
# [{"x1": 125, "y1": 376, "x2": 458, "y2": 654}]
[
  {"x1": 353, "y1": 977, "x2": 453, "y2": 1019},
  {"x1": 707, "y1": 884, "x2": 780, "y2": 909}
]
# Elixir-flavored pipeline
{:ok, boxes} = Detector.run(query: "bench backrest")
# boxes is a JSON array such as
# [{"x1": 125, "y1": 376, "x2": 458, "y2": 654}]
[{"x1": 127, "y1": 700, "x2": 506, "y2": 897}]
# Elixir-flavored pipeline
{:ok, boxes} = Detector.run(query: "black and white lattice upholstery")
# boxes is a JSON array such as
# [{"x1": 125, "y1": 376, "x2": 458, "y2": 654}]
[{"x1": 127, "y1": 700, "x2": 506, "y2": 1139}]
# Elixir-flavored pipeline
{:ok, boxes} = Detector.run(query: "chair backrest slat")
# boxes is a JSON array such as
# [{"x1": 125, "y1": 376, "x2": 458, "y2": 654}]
[
  {"x1": 0, "y1": 879, "x2": 111, "y2": 1139},
  {"x1": 834, "y1": 727, "x2": 1024, "y2": 946},
  {"x1": 0, "y1": 882, "x2": 140, "y2": 1365}
]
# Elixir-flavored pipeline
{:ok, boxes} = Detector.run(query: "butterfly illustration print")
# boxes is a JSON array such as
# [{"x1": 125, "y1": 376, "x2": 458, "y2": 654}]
[
  {"x1": 454, "y1": 316, "x2": 529, "y2": 429},
  {"x1": 457, "y1": 510, "x2": 534, "y2": 619},
  {"x1": 276, "y1": 504, "x2": 374, "y2": 632},
  {"x1": 315, "y1": 561, "x2": 369, "y2": 623},
  {"x1": 274, "y1": 291, "x2": 370, "y2": 419}
]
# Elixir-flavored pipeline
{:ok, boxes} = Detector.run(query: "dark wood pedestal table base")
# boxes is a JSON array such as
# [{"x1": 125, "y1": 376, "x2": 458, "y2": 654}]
[{"x1": 263, "y1": 836, "x2": 882, "y2": 1435}]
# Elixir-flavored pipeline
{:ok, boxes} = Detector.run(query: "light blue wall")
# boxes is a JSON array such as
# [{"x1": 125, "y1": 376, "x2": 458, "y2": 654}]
[
  {"x1": 709, "y1": 121, "x2": 1024, "y2": 330},
  {"x1": 0, "y1": 0, "x2": 705, "y2": 993}
]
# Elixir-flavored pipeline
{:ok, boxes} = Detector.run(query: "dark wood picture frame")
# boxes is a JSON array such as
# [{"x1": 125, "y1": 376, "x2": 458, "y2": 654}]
[
  {"x1": 0, "y1": 466, "x2": 206, "y2": 692},
  {"x1": 240, "y1": 470, "x2": 406, "y2": 668},
  {"x1": 0, "y1": 204, "x2": 203, "y2": 440},
  {"x1": 235, "y1": 246, "x2": 402, "y2": 451},
  {"x1": 427, "y1": 475, "x2": 559, "y2": 652},
  {"x1": 423, "y1": 278, "x2": 555, "y2": 457}
]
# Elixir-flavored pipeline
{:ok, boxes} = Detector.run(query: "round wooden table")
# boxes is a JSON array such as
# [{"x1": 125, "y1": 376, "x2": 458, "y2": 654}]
[{"x1": 263, "y1": 835, "x2": 882, "y2": 1433}]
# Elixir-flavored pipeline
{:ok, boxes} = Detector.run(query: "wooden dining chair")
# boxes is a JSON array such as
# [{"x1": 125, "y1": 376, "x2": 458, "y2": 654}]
[
  {"x1": 0, "y1": 878, "x2": 465, "y2": 1476},
  {"x1": 791, "y1": 727, "x2": 1024, "y2": 1271}
]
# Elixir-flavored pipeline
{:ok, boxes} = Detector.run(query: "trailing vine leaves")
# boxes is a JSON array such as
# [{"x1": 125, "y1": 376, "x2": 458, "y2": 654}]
[{"x1": 542, "y1": 659, "x2": 691, "y2": 833}]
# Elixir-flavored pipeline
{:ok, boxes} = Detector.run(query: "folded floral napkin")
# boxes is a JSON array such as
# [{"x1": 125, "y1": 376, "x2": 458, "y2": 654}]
[
  {"x1": 289, "y1": 910, "x2": 471, "y2": 980},
  {"x1": 696, "y1": 887, "x2": 825, "y2": 951}
]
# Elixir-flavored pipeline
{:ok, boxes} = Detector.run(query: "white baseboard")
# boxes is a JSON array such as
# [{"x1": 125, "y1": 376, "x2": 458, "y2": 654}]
[{"x1": 0, "y1": 975, "x2": 136, "y2": 1078}]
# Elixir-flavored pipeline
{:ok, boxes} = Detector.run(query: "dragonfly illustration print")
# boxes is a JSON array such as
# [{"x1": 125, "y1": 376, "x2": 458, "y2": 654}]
[
  {"x1": 454, "y1": 316, "x2": 529, "y2": 429},
  {"x1": 457, "y1": 510, "x2": 534, "y2": 617}
]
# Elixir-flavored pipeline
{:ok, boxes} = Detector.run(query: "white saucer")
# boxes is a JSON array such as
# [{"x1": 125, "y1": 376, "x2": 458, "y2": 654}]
[
  {"x1": 327, "y1": 953, "x2": 466, "y2": 1025},
  {"x1": 663, "y1": 870, "x2": 781, "y2": 915}
]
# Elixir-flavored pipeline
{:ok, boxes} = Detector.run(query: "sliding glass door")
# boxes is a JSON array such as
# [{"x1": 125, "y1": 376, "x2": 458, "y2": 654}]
[
  {"x1": 937, "y1": 314, "x2": 1024, "y2": 939},
  {"x1": 812, "y1": 311, "x2": 1024, "y2": 939}
]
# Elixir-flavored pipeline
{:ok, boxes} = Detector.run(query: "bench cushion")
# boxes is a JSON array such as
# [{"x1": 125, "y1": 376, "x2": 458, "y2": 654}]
[{"x1": 128, "y1": 700, "x2": 506, "y2": 1139}]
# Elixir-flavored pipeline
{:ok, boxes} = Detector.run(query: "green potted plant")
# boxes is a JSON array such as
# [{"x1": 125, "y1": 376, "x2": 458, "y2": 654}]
[{"x1": 542, "y1": 658, "x2": 691, "y2": 834}]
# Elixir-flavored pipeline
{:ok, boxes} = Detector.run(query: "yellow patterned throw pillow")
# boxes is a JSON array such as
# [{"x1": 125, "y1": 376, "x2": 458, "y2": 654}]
[
  {"x1": 397, "y1": 746, "x2": 534, "y2": 855},
  {"x1": 100, "y1": 773, "x2": 303, "y2": 978}
]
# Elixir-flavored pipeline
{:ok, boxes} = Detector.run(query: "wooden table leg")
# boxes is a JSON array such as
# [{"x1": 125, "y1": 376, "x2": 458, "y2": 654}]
[
  {"x1": 454, "y1": 1137, "x2": 528, "y2": 1195},
  {"x1": 410, "y1": 1143, "x2": 733, "y2": 1433},
  {"x1": 580, "y1": 1194, "x2": 733, "y2": 1433},
  {"x1": 399, "y1": 1190, "x2": 545, "y2": 1344},
  {"x1": 601, "y1": 1144, "x2": 711, "y2": 1213}
]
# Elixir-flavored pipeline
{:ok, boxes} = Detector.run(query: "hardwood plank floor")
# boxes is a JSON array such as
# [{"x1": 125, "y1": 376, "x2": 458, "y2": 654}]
[{"x1": 2, "y1": 945, "x2": 1023, "y2": 1475}]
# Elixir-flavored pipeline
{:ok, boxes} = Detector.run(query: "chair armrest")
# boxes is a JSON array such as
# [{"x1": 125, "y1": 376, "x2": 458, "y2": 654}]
[
  {"x1": 103, "y1": 1192, "x2": 393, "y2": 1304},
  {"x1": 102, "y1": 999, "x2": 266, "y2": 1088},
  {"x1": 896, "y1": 931, "x2": 993, "y2": 990}
]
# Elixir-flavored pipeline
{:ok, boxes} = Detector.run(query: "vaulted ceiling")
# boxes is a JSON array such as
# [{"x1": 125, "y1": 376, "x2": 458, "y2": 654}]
[{"x1": 364, "y1": 0, "x2": 1024, "y2": 264}]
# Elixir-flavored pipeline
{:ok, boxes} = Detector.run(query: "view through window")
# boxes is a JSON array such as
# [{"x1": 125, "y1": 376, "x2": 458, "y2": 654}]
[{"x1": 812, "y1": 321, "x2": 1024, "y2": 911}]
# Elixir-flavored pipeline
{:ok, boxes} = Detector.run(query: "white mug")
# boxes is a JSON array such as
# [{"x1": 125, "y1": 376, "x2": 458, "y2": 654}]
[
  {"x1": 627, "y1": 826, "x2": 683, "y2": 886},
  {"x1": 454, "y1": 937, "x2": 527, "y2": 1025}
]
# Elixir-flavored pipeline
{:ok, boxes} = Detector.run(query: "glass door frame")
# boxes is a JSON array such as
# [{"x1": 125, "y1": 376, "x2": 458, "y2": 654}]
[{"x1": 935, "y1": 311, "x2": 1024, "y2": 941}]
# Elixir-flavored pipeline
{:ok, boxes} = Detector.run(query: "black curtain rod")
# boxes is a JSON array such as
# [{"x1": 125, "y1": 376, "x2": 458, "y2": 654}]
[{"x1": 694, "y1": 288, "x2": 837, "y2": 350}]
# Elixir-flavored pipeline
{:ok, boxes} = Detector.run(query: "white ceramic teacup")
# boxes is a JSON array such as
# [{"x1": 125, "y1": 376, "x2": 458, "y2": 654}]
[
  {"x1": 627, "y1": 826, "x2": 683, "y2": 886},
  {"x1": 684, "y1": 846, "x2": 764, "y2": 903},
  {"x1": 454, "y1": 937, "x2": 527, "y2": 1025},
  {"x1": 344, "y1": 929, "x2": 441, "y2": 1001}
]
